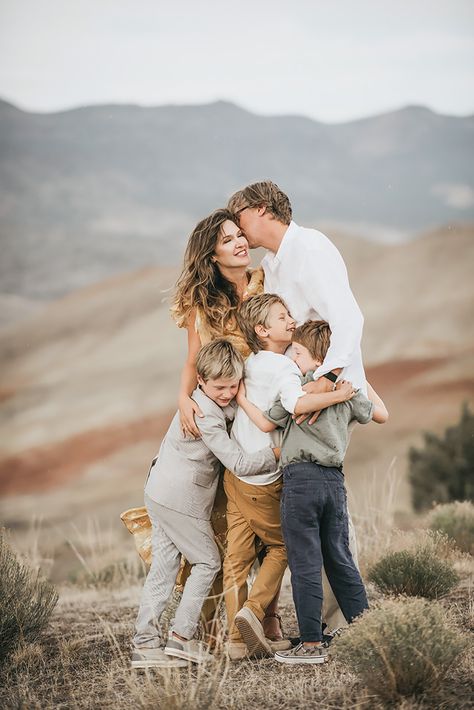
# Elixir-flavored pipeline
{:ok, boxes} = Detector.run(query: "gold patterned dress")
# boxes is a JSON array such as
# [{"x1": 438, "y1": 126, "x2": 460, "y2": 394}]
[{"x1": 121, "y1": 268, "x2": 264, "y2": 636}]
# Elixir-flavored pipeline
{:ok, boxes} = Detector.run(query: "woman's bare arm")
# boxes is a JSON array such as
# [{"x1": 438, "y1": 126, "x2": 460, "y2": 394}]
[
  {"x1": 367, "y1": 381, "x2": 389, "y2": 424},
  {"x1": 178, "y1": 310, "x2": 204, "y2": 437}
]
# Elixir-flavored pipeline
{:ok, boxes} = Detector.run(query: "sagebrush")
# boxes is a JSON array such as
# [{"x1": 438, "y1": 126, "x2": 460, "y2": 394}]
[
  {"x1": 409, "y1": 403, "x2": 474, "y2": 511},
  {"x1": 368, "y1": 537, "x2": 459, "y2": 599},
  {"x1": 428, "y1": 500, "x2": 474, "y2": 555},
  {"x1": 333, "y1": 597, "x2": 469, "y2": 702},
  {"x1": 0, "y1": 530, "x2": 59, "y2": 664}
]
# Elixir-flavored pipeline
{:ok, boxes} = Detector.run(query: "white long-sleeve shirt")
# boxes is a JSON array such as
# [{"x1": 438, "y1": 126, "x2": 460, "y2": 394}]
[{"x1": 262, "y1": 221, "x2": 367, "y2": 393}]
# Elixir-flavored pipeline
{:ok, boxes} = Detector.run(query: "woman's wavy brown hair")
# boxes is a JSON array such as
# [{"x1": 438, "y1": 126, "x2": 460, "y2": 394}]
[{"x1": 171, "y1": 208, "x2": 242, "y2": 332}]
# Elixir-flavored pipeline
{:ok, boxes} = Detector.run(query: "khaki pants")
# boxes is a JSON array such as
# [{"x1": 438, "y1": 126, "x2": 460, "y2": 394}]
[{"x1": 223, "y1": 471, "x2": 287, "y2": 642}]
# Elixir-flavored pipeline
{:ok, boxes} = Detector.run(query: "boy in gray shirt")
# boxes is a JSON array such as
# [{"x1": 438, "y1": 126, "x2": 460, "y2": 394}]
[
  {"x1": 237, "y1": 320, "x2": 388, "y2": 665},
  {"x1": 131, "y1": 339, "x2": 278, "y2": 669}
]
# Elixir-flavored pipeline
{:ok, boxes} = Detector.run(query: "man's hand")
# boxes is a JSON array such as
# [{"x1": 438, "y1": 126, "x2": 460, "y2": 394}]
[{"x1": 302, "y1": 377, "x2": 334, "y2": 395}]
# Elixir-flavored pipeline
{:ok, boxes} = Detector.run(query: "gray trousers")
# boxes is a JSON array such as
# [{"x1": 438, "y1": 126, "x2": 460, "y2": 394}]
[{"x1": 133, "y1": 495, "x2": 221, "y2": 647}]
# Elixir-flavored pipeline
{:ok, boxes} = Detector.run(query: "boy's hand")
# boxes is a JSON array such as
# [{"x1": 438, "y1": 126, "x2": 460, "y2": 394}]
[
  {"x1": 272, "y1": 447, "x2": 281, "y2": 461},
  {"x1": 236, "y1": 380, "x2": 247, "y2": 406},
  {"x1": 335, "y1": 380, "x2": 356, "y2": 401},
  {"x1": 302, "y1": 377, "x2": 334, "y2": 395}
]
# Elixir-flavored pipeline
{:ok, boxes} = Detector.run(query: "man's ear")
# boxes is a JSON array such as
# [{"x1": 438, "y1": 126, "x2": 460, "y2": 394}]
[{"x1": 255, "y1": 324, "x2": 267, "y2": 338}]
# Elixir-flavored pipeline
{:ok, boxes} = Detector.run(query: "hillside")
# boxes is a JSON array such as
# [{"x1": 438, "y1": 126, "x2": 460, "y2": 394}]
[
  {"x1": 1, "y1": 99, "x2": 473, "y2": 298},
  {"x1": 0, "y1": 225, "x2": 472, "y2": 533}
]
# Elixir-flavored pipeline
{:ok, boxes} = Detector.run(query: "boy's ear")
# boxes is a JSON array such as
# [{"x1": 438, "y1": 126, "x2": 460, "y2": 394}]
[
  {"x1": 197, "y1": 374, "x2": 205, "y2": 386},
  {"x1": 254, "y1": 323, "x2": 267, "y2": 338}
]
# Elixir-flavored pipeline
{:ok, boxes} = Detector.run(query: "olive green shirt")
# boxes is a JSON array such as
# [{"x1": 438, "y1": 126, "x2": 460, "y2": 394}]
[{"x1": 264, "y1": 371, "x2": 374, "y2": 469}]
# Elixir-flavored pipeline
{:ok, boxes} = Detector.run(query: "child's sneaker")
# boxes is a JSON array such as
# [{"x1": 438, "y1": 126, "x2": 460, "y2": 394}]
[
  {"x1": 274, "y1": 642, "x2": 328, "y2": 665},
  {"x1": 131, "y1": 647, "x2": 188, "y2": 668},
  {"x1": 225, "y1": 640, "x2": 249, "y2": 661},
  {"x1": 164, "y1": 636, "x2": 214, "y2": 664},
  {"x1": 234, "y1": 607, "x2": 273, "y2": 657}
]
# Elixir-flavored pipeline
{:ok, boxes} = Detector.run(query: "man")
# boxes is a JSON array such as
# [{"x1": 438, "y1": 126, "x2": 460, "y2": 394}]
[{"x1": 228, "y1": 180, "x2": 367, "y2": 635}]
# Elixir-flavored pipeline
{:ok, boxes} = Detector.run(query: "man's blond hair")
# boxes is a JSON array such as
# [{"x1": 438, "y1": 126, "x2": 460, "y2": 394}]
[
  {"x1": 292, "y1": 320, "x2": 332, "y2": 363},
  {"x1": 237, "y1": 294, "x2": 289, "y2": 354},
  {"x1": 196, "y1": 339, "x2": 244, "y2": 382},
  {"x1": 228, "y1": 180, "x2": 292, "y2": 225}
]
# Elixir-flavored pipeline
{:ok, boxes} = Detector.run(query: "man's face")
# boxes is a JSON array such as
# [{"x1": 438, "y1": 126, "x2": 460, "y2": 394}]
[
  {"x1": 197, "y1": 376, "x2": 240, "y2": 407},
  {"x1": 290, "y1": 341, "x2": 320, "y2": 375},
  {"x1": 235, "y1": 206, "x2": 263, "y2": 248}
]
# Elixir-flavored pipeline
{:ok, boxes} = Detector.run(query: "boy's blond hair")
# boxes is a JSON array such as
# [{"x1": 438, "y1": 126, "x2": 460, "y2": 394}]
[
  {"x1": 228, "y1": 180, "x2": 292, "y2": 225},
  {"x1": 237, "y1": 294, "x2": 289, "y2": 354},
  {"x1": 196, "y1": 338, "x2": 244, "y2": 382},
  {"x1": 292, "y1": 320, "x2": 332, "y2": 363}
]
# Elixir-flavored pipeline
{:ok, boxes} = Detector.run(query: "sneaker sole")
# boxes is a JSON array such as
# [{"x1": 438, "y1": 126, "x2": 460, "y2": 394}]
[
  {"x1": 131, "y1": 659, "x2": 188, "y2": 669},
  {"x1": 164, "y1": 647, "x2": 213, "y2": 664},
  {"x1": 234, "y1": 609, "x2": 272, "y2": 658},
  {"x1": 274, "y1": 653, "x2": 327, "y2": 665}
]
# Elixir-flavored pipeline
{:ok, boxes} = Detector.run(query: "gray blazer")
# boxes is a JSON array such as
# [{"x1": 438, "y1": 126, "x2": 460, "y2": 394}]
[{"x1": 145, "y1": 387, "x2": 277, "y2": 520}]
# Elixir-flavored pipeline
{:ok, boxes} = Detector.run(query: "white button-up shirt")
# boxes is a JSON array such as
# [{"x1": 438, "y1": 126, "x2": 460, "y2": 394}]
[
  {"x1": 262, "y1": 221, "x2": 367, "y2": 393},
  {"x1": 231, "y1": 351, "x2": 305, "y2": 485}
]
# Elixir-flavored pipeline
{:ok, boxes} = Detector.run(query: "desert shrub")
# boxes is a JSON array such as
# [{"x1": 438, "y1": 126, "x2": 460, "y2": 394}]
[
  {"x1": 69, "y1": 555, "x2": 146, "y2": 588},
  {"x1": 428, "y1": 500, "x2": 474, "y2": 555},
  {"x1": 409, "y1": 403, "x2": 474, "y2": 511},
  {"x1": 0, "y1": 529, "x2": 59, "y2": 664},
  {"x1": 368, "y1": 536, "x2": 459, "y2": 599},
  {"x1": 333, "y1": 597, "x2": 468, "y2": 702}
]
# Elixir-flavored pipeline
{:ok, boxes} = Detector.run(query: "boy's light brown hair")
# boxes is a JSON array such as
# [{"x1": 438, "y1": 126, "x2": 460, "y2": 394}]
[
  {"x1": 292, "y1": 320, "x2": 332, "y2": 363},
  {"x1": 237, "y1": 294, "x2": 289, "y2": 354},
  {"x1": 195, "y1": 338, "x2": 244, "y2": 382},
  {"x1": 228, "y1": 180, "x2": 292, "y2": 225}
]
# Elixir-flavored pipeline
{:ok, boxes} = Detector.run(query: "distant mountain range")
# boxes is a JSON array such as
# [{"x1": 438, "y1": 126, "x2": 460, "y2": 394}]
[{"x1": 0, "y1": 98, "x2": 473, "y2": 299}]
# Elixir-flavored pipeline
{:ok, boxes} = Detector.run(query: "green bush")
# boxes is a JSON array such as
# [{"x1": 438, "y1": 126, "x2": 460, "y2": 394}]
[
  {"x1": 368, "y1": 538, "x2": 459, "y2": 599},
  {"x1": 428, "y1": 501, "x2": 474, "y2": 555},
  {"x1": 0, "y1": 529, "x2": 59, "y2": 665},
  {"x1": 409, "y1": 403, "x2": 474, "y2": 511},
  {"x1": 333, "y1": 597, "x2": 468, "y2": 702}
]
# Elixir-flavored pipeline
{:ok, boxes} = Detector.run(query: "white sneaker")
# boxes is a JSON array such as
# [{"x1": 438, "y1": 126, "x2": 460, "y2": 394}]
[
  {"x1": 164, "y1": 636, "x2": 214, "y2": 664},
  {"x1": 274, "y1": 642, "x2": 328, "y2": 665},
  {"x1": 131, "y1": 647, "x2": 188, "y2": 668}
]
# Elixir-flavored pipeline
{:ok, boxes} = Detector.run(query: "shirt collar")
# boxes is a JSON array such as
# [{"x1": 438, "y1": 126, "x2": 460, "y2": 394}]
[{"x1": 266, "y1": 220, "x2": 299, "y2": 265}]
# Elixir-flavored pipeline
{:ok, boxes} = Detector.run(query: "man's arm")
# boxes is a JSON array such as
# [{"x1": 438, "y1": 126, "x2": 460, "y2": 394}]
[
  {"x1": 366, "y1": 382, "x2": 389, "y2": 424},
  {"x1": 301, "y1": 242, "x2": 364, "y2": 379},
  {"x1": 196, "y1": 411, "x2": 277, "y2": 476}
]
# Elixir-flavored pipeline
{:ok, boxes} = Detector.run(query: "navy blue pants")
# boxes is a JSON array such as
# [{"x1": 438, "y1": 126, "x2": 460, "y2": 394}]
[{"x1": 281, "y1": 461, "x2": 368, "y2": 642}]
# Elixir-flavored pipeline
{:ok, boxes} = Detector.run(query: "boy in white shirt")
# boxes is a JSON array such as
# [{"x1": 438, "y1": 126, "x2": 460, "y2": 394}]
[{"x1": 225, "y1": 295, "x2": 355, "y2": 659}]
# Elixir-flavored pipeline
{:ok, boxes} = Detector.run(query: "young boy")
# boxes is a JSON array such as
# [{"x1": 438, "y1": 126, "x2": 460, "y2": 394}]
[
  {"x1": 131, "y1": 339, "x2": 279, "y2": 669},
  {"x1": 224, "y1": 296, "x2": 355, "y2": 660},
  {"x1": 237, "y1": 319, "x2": 388, "y2": 664}
]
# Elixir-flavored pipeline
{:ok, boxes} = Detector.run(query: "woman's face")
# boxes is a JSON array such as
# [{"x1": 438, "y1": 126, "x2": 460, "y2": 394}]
[{"x1": 212, "y1": 220, "x2": 250, "y2": 271}]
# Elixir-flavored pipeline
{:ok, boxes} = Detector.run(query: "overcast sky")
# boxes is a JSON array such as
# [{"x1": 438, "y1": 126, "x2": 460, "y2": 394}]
[{"x1": 0, "y1": 0, "x2": 473, "y2": 123}]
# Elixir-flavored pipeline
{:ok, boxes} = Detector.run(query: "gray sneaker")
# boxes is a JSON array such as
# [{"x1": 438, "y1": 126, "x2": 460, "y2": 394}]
[
  {"x1": 164, "y1": 636, "x2": 214, "y2": 664},
  {"x1": 131, "y1": 647, "x2": 188, "y2": 669},
  {"x1": 274, "y1": 642, "x2": 328, "y2": 665},
  {"x1": 234, "y1": 607, "x2": 273, "y2": 657}
]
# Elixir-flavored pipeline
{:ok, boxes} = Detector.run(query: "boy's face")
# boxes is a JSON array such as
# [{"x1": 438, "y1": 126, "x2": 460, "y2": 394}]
[
  {"x1": 291, "y1": 341, "x2": 321, "y2": 375},
  {"x1": 197, "y1": 375, "x2": 240, "y2": 407},
  {"x1": 258, "y1": 302, "x2": 296, "y2": 345}
]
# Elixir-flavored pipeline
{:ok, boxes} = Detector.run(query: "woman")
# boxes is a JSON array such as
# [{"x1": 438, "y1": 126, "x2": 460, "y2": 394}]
[{"x1": 171, "y1": 208, "x2": 284, "y2": 645}]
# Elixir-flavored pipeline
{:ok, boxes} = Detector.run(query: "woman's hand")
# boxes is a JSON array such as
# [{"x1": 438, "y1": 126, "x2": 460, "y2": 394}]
[
  {"x1": 236, "y1": 380, "x2": 247, "y2": 406},
  {"x1": 179, "y1": 395, "x2": 203, "y2": 439}
]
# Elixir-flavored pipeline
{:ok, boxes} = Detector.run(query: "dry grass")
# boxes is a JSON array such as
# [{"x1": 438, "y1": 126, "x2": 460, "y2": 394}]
[{"x1": 0, "y1": 575, "x2": 473, "y2": 710}]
